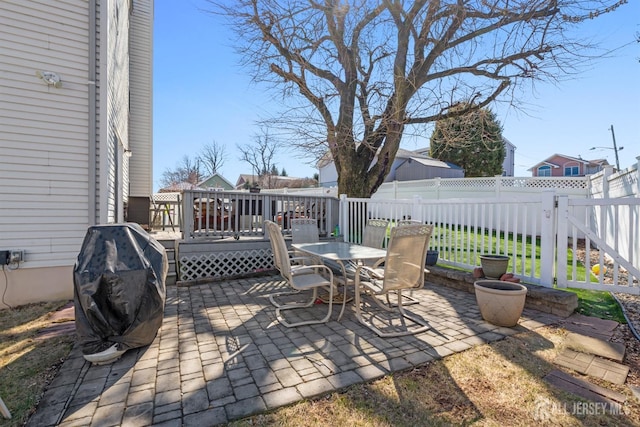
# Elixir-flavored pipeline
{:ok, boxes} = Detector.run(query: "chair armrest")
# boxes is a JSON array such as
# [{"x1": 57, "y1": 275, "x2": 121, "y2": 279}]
[
  {"x1": 371, "y1": 258, "x2": 385, "y2": 268},
  {"x1": 358, "y1": 265, "x2": 385, "y2": 280},
  {"x1": 289, "y1": 256, "x2": 314, "y2": 263},
  {"x1": 292, "y1": 264, "x2": 334, "y2": 279}
]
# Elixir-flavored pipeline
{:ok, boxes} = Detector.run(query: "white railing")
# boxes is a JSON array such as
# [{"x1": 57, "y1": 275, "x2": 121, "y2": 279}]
[
  {"x1": 181, "y1": 190, "x2": 339, "y2": 240},
  {"x1": 339, "y1": 192, "x2": 639, "y2": 294},
  {"x1": 557, "y1": 196, "x2": 640, "y2": 294},
  {"x1": 339, "y1": 193, "x2": 556, "y2": 286}
]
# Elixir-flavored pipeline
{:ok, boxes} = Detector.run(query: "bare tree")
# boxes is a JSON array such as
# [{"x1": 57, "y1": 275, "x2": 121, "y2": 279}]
[
  {"x1": 212, "y1": 0, "x2": 627, "y2": 197},
  {"x1": 159, "y1": 155, "x2": 202, "y2": 188},
  {"x1": 198, "y1": 140, "x2": 227, "y2": 177},
  {"x1": 237, "y1": 129, "x2": 279, "y2": 188}
]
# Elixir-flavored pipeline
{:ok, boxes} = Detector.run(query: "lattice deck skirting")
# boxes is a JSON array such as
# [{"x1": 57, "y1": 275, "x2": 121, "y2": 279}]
[{"x1": 177, "y1": 239, "x2": 275, "y2": 282}]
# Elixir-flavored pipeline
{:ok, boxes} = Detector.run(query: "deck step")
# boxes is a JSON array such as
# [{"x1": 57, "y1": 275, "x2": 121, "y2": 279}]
[{"x1": 156, "y1": 239, "x2": 178, "y2": 286}]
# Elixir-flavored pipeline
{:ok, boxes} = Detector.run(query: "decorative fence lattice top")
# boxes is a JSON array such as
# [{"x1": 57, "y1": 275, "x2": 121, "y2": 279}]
[
  {"x1": 152, "y1": 192, "x2": 181, "y2": 202},
  {"x1": 423, "y1": 176, "x2": 589, "y2": 189},
  {"x1": 374, "y1": 176, "x2": 590, "y2": 201},
  {"x1": 589, "y1": 162, "x2": 640, "y2": 199}
]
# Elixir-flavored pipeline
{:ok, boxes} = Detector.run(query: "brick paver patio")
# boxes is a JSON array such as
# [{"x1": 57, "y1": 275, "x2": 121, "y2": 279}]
[{"x1": 27, "y1": 274, "x2": 561, "y2": 426}]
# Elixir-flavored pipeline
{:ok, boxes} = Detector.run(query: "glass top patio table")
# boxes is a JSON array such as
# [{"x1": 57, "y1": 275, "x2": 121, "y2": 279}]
[{"x1": 291, "y1": 241, "x2": 387, "y2": 319}]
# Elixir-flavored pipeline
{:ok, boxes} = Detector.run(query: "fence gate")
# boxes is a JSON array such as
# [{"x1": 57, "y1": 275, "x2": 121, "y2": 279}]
[{"x1": 555, "y1": 195, "x2": 640, "y2": 295}]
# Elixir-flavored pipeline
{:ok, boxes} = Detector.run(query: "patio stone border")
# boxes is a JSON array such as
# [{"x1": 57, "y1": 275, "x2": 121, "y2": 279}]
[{"x1": 426, "y1": 265, "x2": 579, "y2": 317}]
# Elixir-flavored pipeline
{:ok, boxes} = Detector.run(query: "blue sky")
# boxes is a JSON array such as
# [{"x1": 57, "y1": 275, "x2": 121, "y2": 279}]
[{"x1": 153, "y1": 1, "x2": 639, "y2": 191}]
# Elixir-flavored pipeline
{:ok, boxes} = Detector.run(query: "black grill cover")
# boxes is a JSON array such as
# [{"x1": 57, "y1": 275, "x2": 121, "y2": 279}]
[{"x1": 74, "y1": 223, "x2": 168, "y2": 355}]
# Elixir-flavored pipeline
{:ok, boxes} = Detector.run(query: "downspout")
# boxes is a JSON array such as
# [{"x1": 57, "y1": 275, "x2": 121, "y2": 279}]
[{"x1": 88, "y1": 0, "x2": 97, "y2": 225}]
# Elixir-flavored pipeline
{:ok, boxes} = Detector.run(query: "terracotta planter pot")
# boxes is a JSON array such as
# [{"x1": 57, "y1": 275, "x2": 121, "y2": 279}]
[
  {"x1": 479, "y1": 254, "x2": 510, "y2": 279},
  {"x1": 474, "y1": 280, "x2": 527, "y2": 327}
]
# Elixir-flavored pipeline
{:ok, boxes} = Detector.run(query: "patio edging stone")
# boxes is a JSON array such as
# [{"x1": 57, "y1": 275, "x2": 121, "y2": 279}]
[{"x1": 426, "y1": 265, "x2": 579, "y2": 317}]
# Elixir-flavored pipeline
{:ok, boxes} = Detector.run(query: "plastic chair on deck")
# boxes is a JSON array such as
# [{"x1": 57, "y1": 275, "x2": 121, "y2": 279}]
[
  {"x1": 361, "y1": 219, "x2": 389, "y2": 249},
  {"x1": 354, "y1": 223, "x2": 433, "y2": 337},
  {"x1": 264, "y1": 220, "x2": 334, "y2": 327},
  {"x1": 291, "y1": 218, "x2": 320, "y2": 244}
]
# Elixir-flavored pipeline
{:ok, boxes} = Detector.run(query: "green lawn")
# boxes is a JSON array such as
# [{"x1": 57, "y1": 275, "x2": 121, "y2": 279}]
[
  {"x1": 384, "y1": 221, "x2": 625, "y2": 322},
  {"x1": 564, "y1": 287, "x2": 627, "y2": 323},
  {"x1": 426, "y1": 224, "x2": 596, "y2": 282}
]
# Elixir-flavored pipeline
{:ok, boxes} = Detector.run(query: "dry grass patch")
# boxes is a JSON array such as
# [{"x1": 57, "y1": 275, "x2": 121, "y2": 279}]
[
  {"x1": 230, "y1": 326, "x2": 640, "y2": 426},
  {"x1": 0, "y1": 301, "x2": 74, "y2": 427}
]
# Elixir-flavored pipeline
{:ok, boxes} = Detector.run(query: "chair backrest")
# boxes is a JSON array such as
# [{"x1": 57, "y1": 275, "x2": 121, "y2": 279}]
[
  {"x1": 382, "y1": 224, "x2": 433, "y2": 291},
  {"x1": 264, "y1": 220, "x2": 293, "y2": 280},
  {"x1": 397, "y1": 219, "x2": 420, "y2": 226},
  {"x1": 291, "y1": 218, "x2": 319, "y2": 244},
  {"x1": 362, "y1": 219, "x2": 389, "y2": 249}
]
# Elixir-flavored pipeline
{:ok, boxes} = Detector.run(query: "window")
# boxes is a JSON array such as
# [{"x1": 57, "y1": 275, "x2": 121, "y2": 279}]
[
  {"x1": 564, "y1": 166, "x2": 579, "y2": 176},
  {"x1": 537, "y1": 166, "x2": 551, "y2": 177}
]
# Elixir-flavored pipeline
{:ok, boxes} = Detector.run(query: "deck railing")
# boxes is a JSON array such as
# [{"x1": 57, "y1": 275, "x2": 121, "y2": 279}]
[{"x1": 181, "y1": 190, "x2": 340, "y2": 240}]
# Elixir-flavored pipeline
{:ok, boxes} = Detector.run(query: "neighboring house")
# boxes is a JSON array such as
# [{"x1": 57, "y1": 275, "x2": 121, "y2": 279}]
[
  {"x1": 318, "y1": 148, "x2": 464, "y2": 187},
  {"x1": 414, "y1": 136, "x2": 516, "y2": 177},
  {"x1": 198, "y1": 173, "x2": 235, "y2": 191},
  {"x1": 235, "y1": 174, "x2": 260, "y2": 189},
  {"x1": 159, "y1": 182, "x2": 204, "y2": 193},
  {"x1": 502, "y1": 137, "x2": 516, "y2": 176},
  {"x1": 0, "y1": 0, "x2": 153, "y2": 308},
  {"x1": 159, "y1": 173, "x2": 234, "y2": 193},
  {"x1": 528, "y1": 154, "x2": 609, "y2": 177},
  {"x1": 394, "y1": 152, "x2": 464, "y2": 181}
]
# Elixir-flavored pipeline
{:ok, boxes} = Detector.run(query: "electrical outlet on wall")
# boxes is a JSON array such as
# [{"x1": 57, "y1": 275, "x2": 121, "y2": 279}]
[{"x1": 9, "y1": 250, "x2": 24, "y2": 264}]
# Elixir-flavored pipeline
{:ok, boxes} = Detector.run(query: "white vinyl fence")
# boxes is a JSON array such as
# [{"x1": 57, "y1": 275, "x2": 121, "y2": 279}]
[
  {"x1": 373, "y1": 175, "x2": 589, "y2": 201},
  {"x1": 340, "y1": 192, "x2": 639, "y2": 294},
  {"x1": 557, "y1": 196, "x2": 640, "y2": 294},
  {"x1": 340, "y1": 194, "x2": 556, "y2": 287}
]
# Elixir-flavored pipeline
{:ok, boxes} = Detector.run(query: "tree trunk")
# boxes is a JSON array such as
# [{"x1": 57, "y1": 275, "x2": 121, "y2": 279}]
[{"x1": 336, "y1": 154, "x2": 374, "y2": 198}]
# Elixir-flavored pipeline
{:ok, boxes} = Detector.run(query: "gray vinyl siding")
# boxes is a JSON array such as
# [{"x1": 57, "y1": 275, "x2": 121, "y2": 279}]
[
  {"x1": 129, "y1": 0, "x2": 153, "y2": 197},
  {"x1": 0, "y1": 0, "x2": 90, "y2": 268},
  {"x1": 395, "y1": 162, "x2": 465, "y2": 180},
  {"x1": 101, "y1": 0, "x2": 130, "y2": 223},
  {"x1": 93, "y1": 0, "x2": 102, "y2": 224}
]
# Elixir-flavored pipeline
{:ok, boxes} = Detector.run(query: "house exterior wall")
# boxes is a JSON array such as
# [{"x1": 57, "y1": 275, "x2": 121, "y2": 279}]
[
  {"x1": 129, "y1": 0, "x2": 153, "y2": 197},
  {"x1": 503, "y1": 139, "x2": 515, "y2": 176},
  {"x1": 319, "y1": 157, "x2": 407, "y2": 187},
  {"x1": 0, "y1": 0, "x2": 153, "y2": 309},
  {"x1": 319, "y1": 162, "x2": 338, "y2": 187},
  {"x1": 396, "y1": 161, "x2": 464, "y2": 180},
  {"x1": 201, "y1": 174, "x2": 234, "y2": 190},
  {"x1": 100, "y1": 0, "x2": 131, "y2": 224},
  {"x1": 532, "y1": 155, "x2": 584, "y2": 177},
  {"x1": 0, "y1": 0, "x2": 91, "y2": 265}
]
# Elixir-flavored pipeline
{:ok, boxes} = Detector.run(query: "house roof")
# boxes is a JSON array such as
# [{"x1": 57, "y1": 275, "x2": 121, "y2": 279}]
[
  {"x1": 235, "y1": 174, "x2": 315, "y2": 189},
  {"x1": 235, "y1": 174, "x2": 260, "y2": 187},
  {"x1": 502, "y1": 137, "x2": 516, "y2": 149},
  {"x1": 318, "y1": 137, "x2": 515, "y2": 169},
  {"x1": 198, "y1": 173, "x2": 234, "y2": 190},
  {"x1": 402, "y1": 156, "x2": 463, "y2": 170},
  {"x1": 317, "y1": 146, "x2": 430, "y2": 168},
  {"x1": 158, "y1": 181, "x2": 204, "y2": 192}
]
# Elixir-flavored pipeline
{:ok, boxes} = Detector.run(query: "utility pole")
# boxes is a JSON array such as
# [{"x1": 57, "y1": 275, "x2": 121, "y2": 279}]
[{"x1": 609, "y1": 125, "x2": 620, "y2": 170}]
